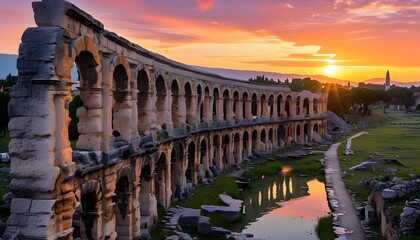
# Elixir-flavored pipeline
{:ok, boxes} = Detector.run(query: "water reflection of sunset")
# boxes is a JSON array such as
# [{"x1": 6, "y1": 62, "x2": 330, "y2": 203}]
[
  {"x1": 239, "y1": 176, "x2": 330, "y2": 240},
  {"x1": 272, "y1": 179, "x2": 329, "y2": 220}
]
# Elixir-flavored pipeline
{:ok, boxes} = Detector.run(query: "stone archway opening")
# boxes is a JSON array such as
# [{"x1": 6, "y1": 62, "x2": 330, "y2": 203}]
[
  {"x1": 198, "y1": 139, "x2": 207, "y2": 183},
  {"x1": 260, "y1": 129, "x2": 266, "y2": 151},
  {"x1": 243, "y1": 131, "x2": 249, "y2": 157},
  {"x1": 285, "y1": 95, "x2": 292, "y2": 117},
  {"x1": 213, "y1": 135, "x2": 221, "y2": 169},
  {"x1": 139, "y1": 164, "x2": 156, "y2": 229},
  {"x1": 252, "y1": 129, "x2": 258, "y2": 150},
  {"x1": 223, "y1": 134, "x2": 231, "y2": 167},
  {"x1": 155, "y1": 154, "x2": 167, "y2": 207},
  {"x1": 251, "y1": 93, "x2": 258, "y2": 118},
  {"x1": 304, "y1": 98, "x2": 310, "y2": 116},
  {"x1": 73, "y1": 50, "x2": 101, "y2": 150},
  {"x1": 223, "y1": 89, "x2": 230, "y2": 120},
  {"x1": 171, "y1": 80, "x2": 181, "y2": 128},
  {"x1": 277, "y1": 94, "x2": 283, "y2": 117},
  {"x1": 268, "y1": 128, "x2": 273, "y2": 150},
  {"x1": 313, "y1": 99, "x2": 319, "y2": 114},
  {"x1": 185, "y1": 82, "x2": 193, "y2": 124},
  {"x1": 296, "y1": 96, "x2": 301, "y2": 116},
  {"x1": 242, "y1": 92, "x2": 249, "y2": 119},
  {"x1": 137, "y1": 69, "x2": 150, "y2": 132},
  {"x1": 212, "y1": 88, "x2": 219, "y2": 121},
  {"x1": 171, "y1": 144, "x2": 184, "y2": 200},
  {"x1": 278, "y1": 125, "x2": 286, "y2": 147},
  {"x1": 80, "y1": 180, "x2": 102, "y2": 240},
  {"x1": 115, "y1": 175, "x2": 131, "y2": 238},
  {"x1": 156, "y1": 75, "x2": 167, "y2": 128},
  {"x1": 304, "y1": 123, "x2": 309, "y2": 143},
  {"x1": 233, "y1": 91, "x2": 240, "y2": 120},
  {"x1": 186, "y1": 142, "x2": 196, "y2": 185},
  {"x1": 197, "y1": 85, "x2": 203, "y2": 122},
  {"x1": 261, "y1": 94, "x2": 266, "y2": 117},
  {"x1": 296, "y1": 124, "x2": 301, "y2": 144},
  {"x1": 112, "y1": 64, "x2": 130, "y2": 141},
  {"x1": 233, "y1": 133, "x2": 240, "y2": 164}
]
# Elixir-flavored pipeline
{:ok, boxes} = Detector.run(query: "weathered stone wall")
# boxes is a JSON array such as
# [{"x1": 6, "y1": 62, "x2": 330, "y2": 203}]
[{"x1": 5, "y1": 0, "x2": 328, "y2": 239}]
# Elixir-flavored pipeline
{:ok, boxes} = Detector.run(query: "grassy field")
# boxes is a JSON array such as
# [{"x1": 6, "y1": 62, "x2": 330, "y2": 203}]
[{"x1": 337, "y1": 109, "x2": 420, "y2": 239}]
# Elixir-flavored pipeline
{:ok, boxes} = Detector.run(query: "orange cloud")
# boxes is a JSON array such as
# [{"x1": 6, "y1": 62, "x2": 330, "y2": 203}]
[{"x1": 195, "y1": 0, "x2": 217, "y2": 11}]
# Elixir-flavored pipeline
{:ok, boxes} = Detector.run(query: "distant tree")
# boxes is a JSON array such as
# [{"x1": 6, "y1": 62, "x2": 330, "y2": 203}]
[
  {"x1": 351, "y1": 87, "x2": 392, "y2": 116},
  {"x1": 0, "y1": 92, "x2": 10, "y2": 137},
  {"x1": 289, "y1": 77, "x2": 323, "y2": 93},
  {"x1": 387, "y1": 87, "x2": 414, "y2": 112},
  {"x1": 68, "y1": 95, "x2": 83, "y2": 140},
  {"x1": 5, "y1": 73, "x2": 17, "y2": 88},
  {"x1": 327, "y1": 87, "x2": 358, "y2": 117},
  {"x1": 249, "y1": 75, "x2": 284, "y2": 85}
]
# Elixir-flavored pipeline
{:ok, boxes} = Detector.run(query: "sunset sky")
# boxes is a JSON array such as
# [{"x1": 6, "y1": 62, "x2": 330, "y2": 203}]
[{"x1": 1, "y1": 0, "x2": 419, "y2": 82}]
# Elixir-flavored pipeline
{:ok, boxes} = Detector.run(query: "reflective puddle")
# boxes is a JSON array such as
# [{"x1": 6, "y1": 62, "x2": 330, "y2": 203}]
[{"x1": 228, "y1": 167, "x2": 330, "y2": 239}]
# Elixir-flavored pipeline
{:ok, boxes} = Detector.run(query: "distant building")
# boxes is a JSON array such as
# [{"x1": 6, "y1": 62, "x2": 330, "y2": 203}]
[
  {"x1": 385, "y1": 70, "x2": 390, "y2": 91},
  {"x1": 358, "y1": 82, "x2": 385, "y2": 91}
]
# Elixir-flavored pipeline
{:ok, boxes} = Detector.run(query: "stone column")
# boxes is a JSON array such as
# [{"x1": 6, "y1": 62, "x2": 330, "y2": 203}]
[
  {"x1": 280, "y1": 100, "x2": 285, "y2": 117},
  {"x1": 256, "y1": 100, "x2": 261, "y2": 119},
  {"x1": 245, "y1": 99, "x2": 252, "y2": 120},
  {"x1": 203, "y1": 95, "x2": 212, "y2": 124},
  {"x1": 225, "y1": 98, "x2": 234, "y2": 121},
  {"x1": 216, "y1": 97, "x2": 224, "y2": 121},
  {"x1": 272, "y1": 101, "x2": 278, "y2": 118},
  {"x1": 235, "y1": 99, "x2": 243, "y2": 121},
  {"x1": 5, "y1": 27, "x2": 76, "y2": 239},
  {"x1": 262, "y1": 99, "x2": 269, "y2": 119}
]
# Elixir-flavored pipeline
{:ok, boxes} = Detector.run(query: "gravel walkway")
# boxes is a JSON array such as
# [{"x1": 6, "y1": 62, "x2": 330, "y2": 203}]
[{"x1": 324, "y1": 133, "x2": 366, "y2": 240}]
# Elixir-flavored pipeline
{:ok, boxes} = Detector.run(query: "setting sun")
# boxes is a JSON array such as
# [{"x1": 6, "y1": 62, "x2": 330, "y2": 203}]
[{"x1": 325, "y1": 65, "x2": 337, "y2": 75}]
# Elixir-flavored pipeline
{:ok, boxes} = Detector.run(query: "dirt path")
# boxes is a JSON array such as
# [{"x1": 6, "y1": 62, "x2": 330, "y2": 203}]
[{"x1": 324, "y1": 133, "x2": 366, "y2": 240}]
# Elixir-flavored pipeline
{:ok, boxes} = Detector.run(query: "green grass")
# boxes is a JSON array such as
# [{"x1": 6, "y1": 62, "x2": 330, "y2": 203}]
[
  {"x1": 316, "y1": 216, "x2": 335, "y2": 240},
  {"x1": 0, "y1": 133, "x2": 9, "y2": 152},
  {"x1": 338, "y1": 109, "x2": 420, "y2": 238}
]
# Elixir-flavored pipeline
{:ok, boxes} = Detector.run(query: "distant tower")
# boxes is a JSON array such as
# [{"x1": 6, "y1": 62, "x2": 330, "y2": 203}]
[{"x1": 385, "y1": 70, "x2": 390, "y2": 91}]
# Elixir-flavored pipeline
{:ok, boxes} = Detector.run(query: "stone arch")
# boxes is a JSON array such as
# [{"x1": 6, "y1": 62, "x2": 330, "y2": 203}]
[
  {"x1": 261, "y1": 129, "x2": 266, "y2": 144},
  {"x1": 185, "y1": 82, "x2": 193, "y2": 124},
  {"x1": 171, "y1": 143, "x2": 184, "y2": 199},
  {"x1": 110, "y1": 55, "x2": 132, "y2": 142},
  {"x1": 313, "y1": 98, "x2": 319, "y2": 114},
  {"x1": 156, "y1": 75, "x2": 168, "y2": 128},
  {"x1": 296, "y1": 124, "x2": 302, "y2": 144},
  {"x1": 285, "y1": 95, "x2": 293, "y2": 117},
  {"x1": 303, "y1": 97, "x2": 310, "y2": 116},
  {"x1": 70, "y1": 35, "x2": 103, "y2": 150},
  {"x1": 186, "y1": 141, "x2": 196, "y2": 185},
  {"x1": 277, "y1": 94, "x2": 283, "y2": 117},
  {"x1": 233, "y1": 132, "x2": 241, "y2": 164},
  {"x1": 251, "y1": 93, "x2": 258, "y2": 117},
  {"x1": 252, "y1": 129, "x2": 258, "y2": 150},
  {"x1": 155, "y1": 153, "x2": 167, "y2": 206},
  {"x1": 230, "y1": 91, "x2": 238, "y2": 120},
  {"x1": 212, "y1": 134, "x2": 221, "y2": 169},
  {"x1": 242, "y1": 92, "x2": 249, "y2": 119},
  {"x1": 80, "y1": 180, "x2": 103, "y2": 240},
  {"x1": 137, "y1": 67, "x2": 152, "y2": 132},
  {"x1": 115, "y1": 165, "x2": 134, "y2": 239},
  {"x1": 223, "y1": 134, "x2": 231, "y2": 167},
  {"x1": 171, "y1": 79, "x2": 182, "y2": 128},
  {"x1": 278, "y1": 125, "x2": 286, "y2": 147},
  {"x1": 197, "y1": 84, "x2": 203, "y2": 122},
  {"x1": 212, "y1": 88, "x2": 220, "y2": 120},
  {"x1": 313, "y1": 123, "x2": 319, "y2": 134},
  {"x1": 222, "y1": 89, "x2": 230, "y2": 120},
  {"x1": 198, "y1": 139, "x2": 208, "y2": 183},
  {"x1": 203, "y1": 86, "x2": 211, "y2": 123},
  {"x1": 242, "y1": 131, "x2": 250, "y2": 157},
  {"x1": 304, "y1": 123, "x2": 310, "y2": 143}
]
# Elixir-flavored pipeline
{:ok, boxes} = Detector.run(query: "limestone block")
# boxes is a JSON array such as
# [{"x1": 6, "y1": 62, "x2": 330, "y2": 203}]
[
  {"x1": 10, "y1": 166, "x2": 60, "y2": 193},
  {"x1": 77, "y1": 134, "x2": 101, "y2": 150},
  {"x1": 82, "y1": 93, "x2": 102, "y2": 109},
  {"x1": 87, "y1": 108, "x2": 102, "y2": 118},
  {"x1": 10, "y1": 198, "x2": 31, "y2": 214},
  {"x1": 21, "y1": 214, "x2": 56, "y2": 238},
  {"x1": 78, "y1": 117, "x2": 102, "y2": 132},
  {"x1": 76, "y1": 106, "x2": 87, "y2": 117},
  {"x1": 30, "y1": 199, "x2": 56, "y2": 214}
]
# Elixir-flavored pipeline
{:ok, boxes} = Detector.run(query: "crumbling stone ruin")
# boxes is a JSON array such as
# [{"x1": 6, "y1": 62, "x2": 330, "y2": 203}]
[{"x1": 4, "y1": 0, "x2": 328, "y2": 239}]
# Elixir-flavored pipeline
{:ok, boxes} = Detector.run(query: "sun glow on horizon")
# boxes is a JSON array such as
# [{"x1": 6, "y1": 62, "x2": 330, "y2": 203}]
[{"x1": 325, "y1": 65, "x2": 337, "y2": 75}]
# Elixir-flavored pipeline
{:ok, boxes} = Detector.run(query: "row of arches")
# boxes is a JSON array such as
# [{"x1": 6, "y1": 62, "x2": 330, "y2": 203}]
[
  {"x1": 74, "y1": 119, "x2": 326, "y2": 239},
  {"x1": 71, "y1": 35, "x2": 327, "y2": 152}
]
